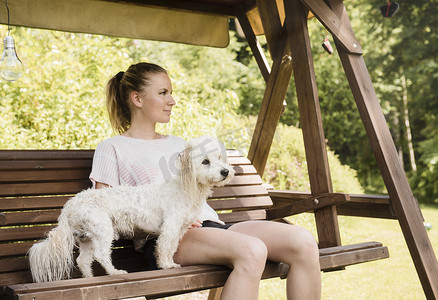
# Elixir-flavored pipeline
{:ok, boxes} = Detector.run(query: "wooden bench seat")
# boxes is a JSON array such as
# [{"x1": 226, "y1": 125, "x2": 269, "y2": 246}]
[{"x1": 0, "y1": 150, "x2": 389, "y2": 299}]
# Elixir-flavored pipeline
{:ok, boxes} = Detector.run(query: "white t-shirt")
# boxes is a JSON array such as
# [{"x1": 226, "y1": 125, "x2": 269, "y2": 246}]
[{"x1": 89, "y1": 135, "x2": 223, "y2": 224}]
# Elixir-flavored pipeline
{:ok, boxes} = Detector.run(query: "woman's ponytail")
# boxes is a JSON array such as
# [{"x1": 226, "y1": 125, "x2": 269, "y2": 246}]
[{"x1": 105, "y1": 73, "x2": 131, "y2": 134}]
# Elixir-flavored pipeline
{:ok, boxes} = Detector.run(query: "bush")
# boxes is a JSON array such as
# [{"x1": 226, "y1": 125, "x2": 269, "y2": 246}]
[{"x1": 264, "y1": 123, "x2": 364, "y2": 193}]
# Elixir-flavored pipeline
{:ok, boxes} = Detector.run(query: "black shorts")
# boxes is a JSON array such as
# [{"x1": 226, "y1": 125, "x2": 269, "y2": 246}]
[{"x1": 142, "y1": 221, "x2": 231, "y2": 270}]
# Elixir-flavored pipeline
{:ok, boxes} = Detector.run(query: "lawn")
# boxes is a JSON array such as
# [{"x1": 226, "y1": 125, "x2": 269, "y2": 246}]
[
  {"x1": 164, "y1": 204, "x2": 438, "y2": 299},
  {"x1": 259, "y1": 204, "x2": 438, "y2": 299}
]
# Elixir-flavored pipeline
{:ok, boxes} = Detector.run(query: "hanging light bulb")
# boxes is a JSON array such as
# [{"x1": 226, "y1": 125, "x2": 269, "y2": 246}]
[
  {"x1": 0, "y1": 0, "x2": 24, "y2": 82},
  {"x1": 0, "y1": 35, "x2": 24, "y2": 81}
]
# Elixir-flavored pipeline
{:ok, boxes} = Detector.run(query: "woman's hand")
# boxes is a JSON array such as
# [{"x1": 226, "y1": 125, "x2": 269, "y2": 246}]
[{"x1": 189, "y1": 220, "x2": 202, "y2": 230}]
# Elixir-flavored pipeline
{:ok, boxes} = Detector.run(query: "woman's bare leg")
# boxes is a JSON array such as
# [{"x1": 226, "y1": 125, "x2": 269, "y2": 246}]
[
  {"x1": 229, "y1": 221, "x2": 321, "y2": 300},
  {"x1": 173, "y1": 227, "x2": 268, "y2": 300}
]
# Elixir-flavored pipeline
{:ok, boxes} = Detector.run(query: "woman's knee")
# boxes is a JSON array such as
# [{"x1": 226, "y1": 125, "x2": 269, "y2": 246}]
[
  {"x1": 232, "y1": 236, "x2": 268, "y2": 274},
  {"x1": 286, "y1": 227, "x2": 319, "y2": 263}
]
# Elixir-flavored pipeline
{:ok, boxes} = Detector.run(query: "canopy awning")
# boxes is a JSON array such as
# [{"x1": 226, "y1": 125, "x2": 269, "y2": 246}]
[
  {"x1": 0, "y1": 0, "x2": 234, "y2": 47},
  {"x1": 0, "y1": 0, "x2": 311, "y2": 47}
]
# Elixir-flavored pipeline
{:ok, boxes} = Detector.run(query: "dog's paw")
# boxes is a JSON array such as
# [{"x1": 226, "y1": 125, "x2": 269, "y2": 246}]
[
  {"x1": 159, "y1": 262, "x2": 181, "y2": 269},
  {"x1": 110, "y1": 269, "x2": 128, "y2": 275}
]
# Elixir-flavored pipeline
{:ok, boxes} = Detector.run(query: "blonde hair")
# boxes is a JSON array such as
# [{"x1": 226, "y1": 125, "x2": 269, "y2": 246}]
[{"x1": 105, "y1": 62, "x2": 167, "y2": 134}]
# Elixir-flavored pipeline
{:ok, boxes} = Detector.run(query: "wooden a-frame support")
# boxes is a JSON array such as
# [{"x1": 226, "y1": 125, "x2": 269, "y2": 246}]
[{"x1": 240, "y1": 0, "x2": 438, "y2": 298}]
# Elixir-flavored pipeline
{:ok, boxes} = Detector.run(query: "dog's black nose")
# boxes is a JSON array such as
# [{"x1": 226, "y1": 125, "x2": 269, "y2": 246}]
[{"x1": 221, "y1": 169, "x2": 229, "y2": 177}]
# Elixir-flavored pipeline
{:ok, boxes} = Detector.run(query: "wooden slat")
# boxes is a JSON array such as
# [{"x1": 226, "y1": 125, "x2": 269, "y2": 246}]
[
  {"x1": 218, "y1": 209, "x2": 267, "y2": 223},
  {"x1": 0, "y1": 257, "x2": 29, "y2": 273},
  {"x1": 320, "y1": 245, "x2": 389, "y2": 270},
  {"x1": 0, "y1": 225, "x2": 55, "y2": 242},
  {"x1": 0, "y1": 271, "x2": 32, "y2": 286},
  {"x1": 0, "y1": 241, "x2": 34, "y2": 257},
  {"x1": 0, "y1": 210, "x2": 61, "y2": 226},
  {"x1": 227, "y1": 156, "x2": 251, "y2": 165},
  {"x1": 0, "y1": 196, "x2": 70, "y2": 211},
  {"x1": 208, "y1": 196, "x2": 273, "y2": 210},
  {"x1": 0, "y1": 180, "x2": 91, "y2": 197},
  {"x1": 227, "y1": 174, "x2": 263, "y2": 186},
  {"x1": 319, "y1": 241, "x2": 383, "y2": 255},
  {"x1": 0, "y1": 169, "x2": 90, "y2": 183},
  {"x1": 0, "y1": 150, "x2": 94, "y2": 161},
  {"x1": 0, "y1": 160, "x2": 92, "y2": 171},
  {"x1": 232, "y1": 164, "x2": 257, "y2": 175},
  {"x1": 210, "y1": 185, "x2": 268, "y2": 199},
  {"x1": 224, "y1": 150, "x2": 244, "y2": 157}
]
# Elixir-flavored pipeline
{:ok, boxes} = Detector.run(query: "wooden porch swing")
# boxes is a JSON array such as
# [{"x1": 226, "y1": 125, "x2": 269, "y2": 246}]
[{"x1": 0, "y1": 0, "x2": 437, "y2": 299}]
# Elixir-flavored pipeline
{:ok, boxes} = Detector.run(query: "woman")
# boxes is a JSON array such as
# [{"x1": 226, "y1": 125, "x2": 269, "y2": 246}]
[{"x1": 89, "y1": 62, "x2": 321, "y2": 299}]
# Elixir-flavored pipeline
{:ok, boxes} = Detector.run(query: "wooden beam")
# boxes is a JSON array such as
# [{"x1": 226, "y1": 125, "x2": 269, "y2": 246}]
[
  {"x1": 269, "y1": 190, "x2": 397, "y2": 219},
  {"x1": 255, "y1": 0, "x2": 284, "y2": 60},
  {"x1": 207, "y1": 287, "x2": 223, "y2": 300},
  {"x1": 247, "y1": 1, "x2": 294, "y2": 176},
  {"x1": 298, "y1": 0, "x2": 362, "y2": 54},
  {"x1": 246, "y1": 0, "x2": 294, "y2": 176},
  {"x1": 247, "y1": 45, "x2": 293, "y2": 175},
  {"x1": 267, "y1": 192, "x2": 349, "y2": 219},
  {"x1": 235, "y1": 7, "x2": 271, "y2": 81},
  {"x1": 284, "y1": 0, "x2": 341, "y2": 249},
  {"x1": 324, "y1": 0, "x2": 438, "y2": 297}
]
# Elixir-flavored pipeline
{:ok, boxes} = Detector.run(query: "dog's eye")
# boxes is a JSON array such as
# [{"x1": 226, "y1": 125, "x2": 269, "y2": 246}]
[{"x1": 202, "y1": 159, "x2": 210, "y2": 165}]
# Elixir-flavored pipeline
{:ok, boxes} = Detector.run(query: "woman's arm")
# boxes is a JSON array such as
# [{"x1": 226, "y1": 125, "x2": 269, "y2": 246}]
[{"x1": 95, "y1": 182, "x2": 110, "y2": 189}]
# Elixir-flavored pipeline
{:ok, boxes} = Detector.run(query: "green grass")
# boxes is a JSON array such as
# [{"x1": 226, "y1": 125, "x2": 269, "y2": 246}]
[{"x1": 164, "y1": 205, "x2": 438, "y2": 300}]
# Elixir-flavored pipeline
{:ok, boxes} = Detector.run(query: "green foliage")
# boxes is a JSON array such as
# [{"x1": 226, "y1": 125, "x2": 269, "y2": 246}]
[
  {"x1": 0, "y1": 27, "x2": 128, "y2": 149},
  {"x1": 411, "y1": 136, "x2": 438, "y2": 204},
  {"x1": 263, "y1": 123, "x2": 364, "y2": 193}
]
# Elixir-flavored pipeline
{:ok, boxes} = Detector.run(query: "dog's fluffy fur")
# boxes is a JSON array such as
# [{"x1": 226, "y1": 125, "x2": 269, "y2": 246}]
[{"x1": 28, "y1": 136, "x2": 234, "y2": 282}]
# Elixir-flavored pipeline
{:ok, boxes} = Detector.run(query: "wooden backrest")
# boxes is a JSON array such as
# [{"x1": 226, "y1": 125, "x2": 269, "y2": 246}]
[{"x1": 0, "y1": 149, "x2": 271, "y2": 286}]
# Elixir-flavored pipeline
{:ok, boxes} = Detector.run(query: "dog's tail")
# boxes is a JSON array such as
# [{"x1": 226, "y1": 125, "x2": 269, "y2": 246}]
[{"x1": 28, "y1": 216, "x2": 75, "y2": 282}]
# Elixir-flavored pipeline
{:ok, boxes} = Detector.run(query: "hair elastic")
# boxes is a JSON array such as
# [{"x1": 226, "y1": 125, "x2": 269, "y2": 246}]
[{"x1": 116, "y1": 71, "x2": 124, "y2": 81}]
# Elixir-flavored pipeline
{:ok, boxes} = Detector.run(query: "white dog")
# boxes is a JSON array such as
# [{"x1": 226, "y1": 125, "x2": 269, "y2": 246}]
[{"x1": 28, "y1": 136, "x2": 235, "y2": 283}]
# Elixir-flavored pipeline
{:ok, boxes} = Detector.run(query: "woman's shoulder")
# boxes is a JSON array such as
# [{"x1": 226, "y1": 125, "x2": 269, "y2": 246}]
[
  {"x1": 95, "y1": 134, "x2": 186, "y2": 151},
  {"x1": 166, "y1": 134, "x2": 186, "y2": 144},
  {"x1": 95, "y1": 135, "x2": 123, "y2": 149}
]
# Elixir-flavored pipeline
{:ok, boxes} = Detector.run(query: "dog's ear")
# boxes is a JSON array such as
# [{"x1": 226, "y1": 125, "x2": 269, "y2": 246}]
[
  {"x1": 178, "y1": 144, "x2": 196, "y2": 188},
  {"x1": 178, "y1": 145, "x2": 192, "y2": 168}
]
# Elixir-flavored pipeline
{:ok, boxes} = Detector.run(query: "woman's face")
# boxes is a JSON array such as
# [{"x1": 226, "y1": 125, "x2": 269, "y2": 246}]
[{"x1": 137, "y1": 72, "x2": 175, "y2": 124}]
